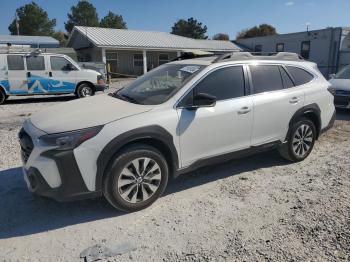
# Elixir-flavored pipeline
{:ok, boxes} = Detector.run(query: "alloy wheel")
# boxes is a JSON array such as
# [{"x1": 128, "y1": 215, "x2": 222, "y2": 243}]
[
  {"x1": 81, "y1": 86, "x2": 92, "y2": 97},
  {"x1": 292, "y1": 124, "x2": 314, "y2": 157},
  {"x1": 117, "y1": 157, "x2": 162, "y2": 203}
]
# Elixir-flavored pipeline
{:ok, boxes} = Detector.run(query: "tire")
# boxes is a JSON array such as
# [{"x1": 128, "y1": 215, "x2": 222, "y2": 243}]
[
  {"x1": 76, "y1": 83, "x2": 95, "y2": 98},
  {"x1": 0, "y1": 89, "x2": 7, "y2": 105},
  {"x1": 278, "y1": 117, "x2": 316, "y2": 162},
  {"x1": 103, "y1": 144, "x2": 169, "y2": 212}
]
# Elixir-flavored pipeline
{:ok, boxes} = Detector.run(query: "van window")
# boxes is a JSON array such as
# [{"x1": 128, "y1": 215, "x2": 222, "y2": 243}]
[
  {"x1": 50, "y1": 56, "x2": 77, "y2": 71},
  {"x1": 279, "y1": 66, "x2": 294, "y2": 88},
  {"x1": 286, "y1": 66, "x2": 314, "y2": 86},
  {"x1": 335, "y1": 65, "x2": 350, "y2": 79},
  {"x1": 7, "y1": 55, "x2": 24, "y2": 70},
  {"x1": 193, "y1": 66, "x2": 245, "y2": 101},
  {"x1": 250, "y1": 65, "x2": 283, "y2": 94},
  {"x1": 26, "y1": 56, "x2": 45, "y2": 71}
]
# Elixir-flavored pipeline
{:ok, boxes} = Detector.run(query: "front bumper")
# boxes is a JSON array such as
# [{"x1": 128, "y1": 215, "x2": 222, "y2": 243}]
[
  {"x1": 20, "y1": 121, "x2": 101, "y2": 202},
  {"x1": 94, "y1": 84, "x2": 108, "y2": 92}
]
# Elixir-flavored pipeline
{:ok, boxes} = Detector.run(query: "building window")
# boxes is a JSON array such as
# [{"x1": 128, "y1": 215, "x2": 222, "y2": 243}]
[
  {"x1": 158, "y1": 54, "x2": 169, "y2": 65},
  {"x1": 133, "y1": 54, "x2": 144, "y2": 67},
  {"x1": 301, "y1": 41, "x2": 310, "y2": 59},
  {"x1": 276, "y1": 43, "x2": 284, "y2": 53},
  {"x1": 254, "y1": 45, "x2": 262, "y2": 53},
  {"x1": 106, "y1": 50, "x2": 118, "y2": 73}
]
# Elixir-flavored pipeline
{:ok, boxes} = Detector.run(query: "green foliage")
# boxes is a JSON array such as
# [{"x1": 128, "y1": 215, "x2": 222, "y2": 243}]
[
  {"x1": 52, "y1": 31, "x2": 68, "y2": 47},
  {"x1": 65, "y1": 0, "x2": 99, "y2": 33},
  {"x1": 213, "y1": 33, "x2": 230, "y2": 41},
  {"x1": 236, "y1": 24, "x2": 277, "y2": 39},
  {"x1": 171, "y1": 17, "x2": 208, "y2": 39},
  {"x1": 8, "y1": 1, "x2": 56, "y2": 36},
  {"x1": 100, "y1": 11, "x2": 127, "y2": 29}
]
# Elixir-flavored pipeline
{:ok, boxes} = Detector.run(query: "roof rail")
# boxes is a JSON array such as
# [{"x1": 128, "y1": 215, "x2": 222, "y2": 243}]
[
  {"x1": 0, "y1": 46, "x2": 43, "y2": 55},
  {"x1": 212, "y1": 52, "x2": 304, "y2": 63}
]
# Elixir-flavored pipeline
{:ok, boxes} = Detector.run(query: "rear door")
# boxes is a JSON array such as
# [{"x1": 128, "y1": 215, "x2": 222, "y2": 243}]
[
  {"x1": 25, "y1": 55, "x2": 49, "y2": 94},
  {"x1": 7, "y1": 55, "x2": 28, "y2": 94},
  {"x1": 249, "y1": 64, "x2": 305, "y2": 145},
  {"x1": 48, "y1": 55, "x2": 77, "y2": 93}
]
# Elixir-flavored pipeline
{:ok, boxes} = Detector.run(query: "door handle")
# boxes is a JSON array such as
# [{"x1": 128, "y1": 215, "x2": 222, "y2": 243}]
[
  {"x1": 289, "y1": 97, "x2": 300, "y2": 104},
  {"x1": 238, "y1": 106, "x2": 251, "y2": 115},
  {"x1": 27, "y1": 72, "x2": 31, "y2": 78}
]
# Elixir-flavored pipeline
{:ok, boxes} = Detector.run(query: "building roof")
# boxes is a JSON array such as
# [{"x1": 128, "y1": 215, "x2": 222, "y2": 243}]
[
  {"x1": 68, "y1": 26, "x2": 241, "y2": 52},
  {"x1": 0, "y1": 35, "x2": 59, "y2": 46}
]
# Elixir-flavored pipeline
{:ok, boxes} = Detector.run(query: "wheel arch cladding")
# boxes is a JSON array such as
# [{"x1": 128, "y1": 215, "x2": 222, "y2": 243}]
[
  {"x1": 95, "y1": 125, "x2": 179, "y2": 191},
  {"x1": 288, "y1": 103, "x2": 321, "y2": 140}
]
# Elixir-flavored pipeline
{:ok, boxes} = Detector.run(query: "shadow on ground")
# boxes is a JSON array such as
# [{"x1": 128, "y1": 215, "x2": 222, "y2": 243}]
[
  {"x1": 0, "y1": 150, "x2": 288, "y2": 239},
  {"x1": 5, "y1": 95, "x2": 76, "y2": 105}
]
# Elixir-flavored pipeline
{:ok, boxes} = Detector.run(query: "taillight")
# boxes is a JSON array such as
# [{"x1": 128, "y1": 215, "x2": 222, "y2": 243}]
[{"x1": 327, "y1": 86, "x2": 336, "y2": 96}]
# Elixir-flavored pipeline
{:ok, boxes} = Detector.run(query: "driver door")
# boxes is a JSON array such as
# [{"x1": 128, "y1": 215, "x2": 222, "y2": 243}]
[{"x1": 176, "y1": 66, "x2": 253, "y2": 167}]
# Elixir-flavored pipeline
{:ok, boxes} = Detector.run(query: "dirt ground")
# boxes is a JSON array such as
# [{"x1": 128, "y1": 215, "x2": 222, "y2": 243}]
[{"x1": 0, "y1": 84, "x2": 349, "y2": 261}]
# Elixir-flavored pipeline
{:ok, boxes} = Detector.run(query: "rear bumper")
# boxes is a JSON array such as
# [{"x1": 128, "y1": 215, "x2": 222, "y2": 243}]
[{"x1": 320, "y1": 110, "x2": 336, "y2": 135}]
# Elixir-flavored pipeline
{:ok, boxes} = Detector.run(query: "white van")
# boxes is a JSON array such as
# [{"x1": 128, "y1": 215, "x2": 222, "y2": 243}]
[{"x1": 0, "y1": 50, "x2": 106, "y2": 104}]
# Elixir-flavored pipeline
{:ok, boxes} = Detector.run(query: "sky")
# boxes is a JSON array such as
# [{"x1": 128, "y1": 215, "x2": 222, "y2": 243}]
[{"x1": 0, "y1": 0, "x2": 349, "y2": 39}]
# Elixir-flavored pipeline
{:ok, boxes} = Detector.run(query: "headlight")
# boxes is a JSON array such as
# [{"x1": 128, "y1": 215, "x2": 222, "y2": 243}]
[
  {"x1": 39, "y1": 126, "x2": 103, "y2": 150},
  {"x1": 97, "y1": 74, "x2": 105, "y2": 85}
]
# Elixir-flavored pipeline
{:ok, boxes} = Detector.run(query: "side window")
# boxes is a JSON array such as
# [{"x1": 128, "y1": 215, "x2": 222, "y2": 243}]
[
  {"x1": 133, "y1": 54, "x2": 143, "y2": 67},
  {"x1": 285, "y1": 66, "x2": 314, "y2": 86},
  {"x1": 276, "y1": 43, "x2": 284, "y2": 53},
  {"x1": 50, "y1": 56, "x2": 76, "y2": 71},
  {"x1": 26, "y1": 56, "x2": 45, "y2": 71},
  {"x1": 250, "y1": 65, "x2": 283, "y2": 94},
  {"x1": 7, "y1": 55, "x2": 24, "y2": 70},
  {"x1": 279, "y1": 66, "x2": 294, "y2": 89},
  {"x1": 193, "y1": 66, "x2": 245, "y2": 101}
]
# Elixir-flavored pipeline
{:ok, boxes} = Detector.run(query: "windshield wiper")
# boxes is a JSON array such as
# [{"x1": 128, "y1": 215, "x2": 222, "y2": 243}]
[{"x1": 109, "y1": 91, "x2": 141, "y2": 104}]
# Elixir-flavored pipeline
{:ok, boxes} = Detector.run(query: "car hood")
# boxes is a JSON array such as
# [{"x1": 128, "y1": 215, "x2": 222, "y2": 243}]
[
  {"x1": 329, "y1": 79, "x2": 350, "y2": 91},
  {"x1": 30, "y1": 94, "x2": 153, "y2": 134}
]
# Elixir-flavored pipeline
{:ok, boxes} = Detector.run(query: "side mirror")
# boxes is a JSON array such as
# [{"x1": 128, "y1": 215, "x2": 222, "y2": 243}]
[
  {"x1": 329, "y1": 74, "x2": 335, "y2": 79},
  {"x1": 192, "y1": 93, "x2": 216, "y2": 107},
  {"x1": 63, "y1": 64, "x2": 74, "y2": 71}
]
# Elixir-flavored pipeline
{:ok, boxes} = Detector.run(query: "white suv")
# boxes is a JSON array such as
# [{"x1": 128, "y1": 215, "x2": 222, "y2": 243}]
[{"x1": 19, "y1": 52, "x2": 335, "y2": 212}]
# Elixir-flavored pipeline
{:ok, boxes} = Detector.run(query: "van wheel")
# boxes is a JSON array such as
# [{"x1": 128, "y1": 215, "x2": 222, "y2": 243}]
[
  {"x1": 76, "y1": 83, "x2": 94, "y2": 98},
  {"x1": 278, "y1": 117, "x2": 316, "y2": 162},
  {"x1": 0, "y1": 90, "x2": 7, "y2": 105},
  {"x1": 103, "y1": 144, "x2": 169, "y2": 212}
]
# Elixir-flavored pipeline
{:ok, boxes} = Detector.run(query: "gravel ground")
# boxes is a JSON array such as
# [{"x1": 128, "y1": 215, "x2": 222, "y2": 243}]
[{"x1": 0, "y1": 83, "x2": 349, "y2": 261}]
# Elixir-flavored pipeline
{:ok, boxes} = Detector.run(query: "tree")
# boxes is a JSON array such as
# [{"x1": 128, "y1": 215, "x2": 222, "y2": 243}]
[
  {"x1": 213, "y1": 33, "x2": 230, "y2": 41},
  {"x1": 100, "y1": 11, "x2": 127, "y2": 29},
  {"x1": 65, "y1": 0, "x2": 99, "y2": 33},
  {"x1": 52, "y1": 31, "x2": 68, "y2": 47},
  {"x1": 171, "y1": 17, "x2": 208, "y2": 39},
  {"x1": 236, "y1": 24, "x2": 277, "y2": 39},
  {"x1": 8, "y1": 2, "x2": 56, "y2": 36}
]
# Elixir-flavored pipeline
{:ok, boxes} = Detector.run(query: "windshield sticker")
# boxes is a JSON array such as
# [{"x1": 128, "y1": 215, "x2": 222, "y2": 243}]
[{"x1": 180, "y1": 65, "x2": 201, "y2": 74}]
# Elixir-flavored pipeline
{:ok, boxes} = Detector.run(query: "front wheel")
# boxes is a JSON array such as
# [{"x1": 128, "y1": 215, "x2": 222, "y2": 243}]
[
  {"x1": 278, "y1": 118, "x2": 316, "y2": 162},
  {"x1": 76, "y1": 83, "x2": 94, "y2": 98},
  {"x1": 0, "y1": 90, "x2": 7, "y2": 105},
  {"x1": 103, "y1": 144, "x2": 169, "y2": 212}
]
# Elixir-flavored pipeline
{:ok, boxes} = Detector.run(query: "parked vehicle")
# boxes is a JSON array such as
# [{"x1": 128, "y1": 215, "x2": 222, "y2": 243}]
[
  {"x1": 0, "y1": 49, "x2": 106, "y2": 104},
  {"x1": 19, "y1": 52, "x2": 335, "y2": 212},
  {"x1": 329, "y1": 65, "x2": 350, "y2": 109}
]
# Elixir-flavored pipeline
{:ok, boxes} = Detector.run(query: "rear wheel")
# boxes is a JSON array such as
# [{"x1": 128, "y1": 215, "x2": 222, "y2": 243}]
[
  {"x1": 103, "y1": 144, "x2": 169, "y2": 212},
  {"x1": 76, "y1": 83, "x2": 94, "y2": 98},
  {"x1": 278, "y1": 118, "x2": 316, "y2": 162},
  {"x1": 0, "y1": 89, "x2": 7, "y2": 105}
]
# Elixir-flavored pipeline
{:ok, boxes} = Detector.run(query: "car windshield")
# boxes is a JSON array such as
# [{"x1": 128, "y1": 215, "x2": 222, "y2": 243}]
[
  {"x1": 335, "y1": 65, "x2": 350, "y2": 79},
  {"x1": 110, "y1": 64, "x2": 204, "y2": 105}
]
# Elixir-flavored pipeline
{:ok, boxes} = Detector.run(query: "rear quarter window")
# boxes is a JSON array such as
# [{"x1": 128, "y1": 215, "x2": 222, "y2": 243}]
[{"x1": 286, "y1": 66, "x2": 314, "y2": 86}]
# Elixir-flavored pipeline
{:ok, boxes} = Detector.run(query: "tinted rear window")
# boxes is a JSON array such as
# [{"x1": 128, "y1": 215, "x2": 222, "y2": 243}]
[
  {"x1": 194, "y1": 66, "x2": 245, "y2": 101},
  {"x1": 7, "y1": 55, "x2": 24, "y2": 70},
  {"x1": 250, "y1": 65, "x2": 283, "y2": 94},
  {"x1": 286, "y1": 66, "x2": 314, "y2": 86},
  {"x1": 279, "y1": 66, "x2": 294, "y2": 89}
]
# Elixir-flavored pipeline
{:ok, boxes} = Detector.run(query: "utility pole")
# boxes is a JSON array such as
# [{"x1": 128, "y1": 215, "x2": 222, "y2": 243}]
[{"x1": 15, "y1": 12, "x2": 19, "y2": 35}]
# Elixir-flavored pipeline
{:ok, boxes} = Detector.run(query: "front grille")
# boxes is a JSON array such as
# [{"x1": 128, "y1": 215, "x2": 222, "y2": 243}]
[{"x1": 19, "y1": 128, "x2": 34, "y2": 163}]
